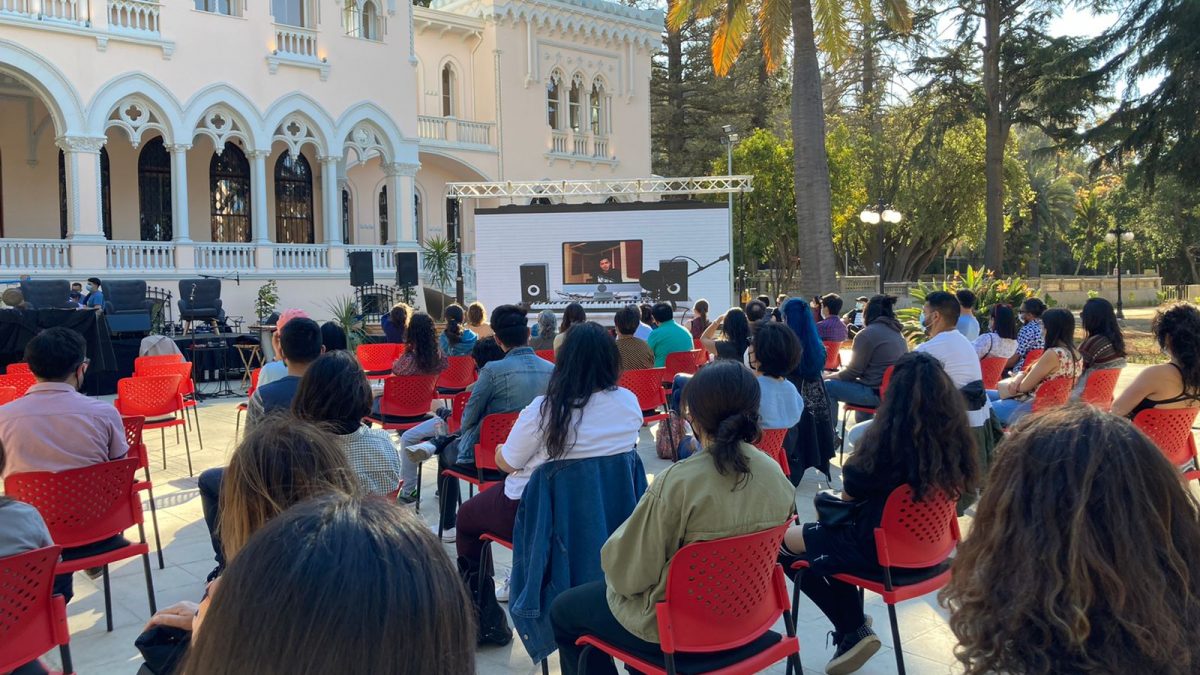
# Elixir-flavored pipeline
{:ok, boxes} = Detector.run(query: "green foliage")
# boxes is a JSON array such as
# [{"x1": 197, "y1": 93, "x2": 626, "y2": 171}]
[
  {"x1": 913, "y1": 265, "x2": 1039, "y2": 319},
  {"x1": 421, "y1": 237, "x2": 455, "y2": 315},
  {"x1": 255, "y1": 281, "x2": 279, "y2": 325},
  {"x1": 324, "y1": 296, "x2": 366, "y2": 349}
]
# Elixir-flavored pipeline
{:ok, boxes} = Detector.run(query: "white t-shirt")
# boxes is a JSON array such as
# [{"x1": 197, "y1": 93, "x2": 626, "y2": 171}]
[
  {"x1": 499, "y1": 387, "x2": 643, "y2": 500},
  {"x1": 915, "y1": 329, "x2": 983, "y2": 389}
]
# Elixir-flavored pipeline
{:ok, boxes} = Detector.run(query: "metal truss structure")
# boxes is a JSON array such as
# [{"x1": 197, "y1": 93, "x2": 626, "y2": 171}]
[{"x1": 444, "y1": 176, "x2": 754, "y2": 201}]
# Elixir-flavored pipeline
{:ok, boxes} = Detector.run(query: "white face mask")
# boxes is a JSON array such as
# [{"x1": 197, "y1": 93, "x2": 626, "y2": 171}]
[
  {"x1": 856, "y1": 302, "x2": 865, "y2": 311},
  {"x1": 85, "y1": 283, "x2": 95, "y2": 292}
]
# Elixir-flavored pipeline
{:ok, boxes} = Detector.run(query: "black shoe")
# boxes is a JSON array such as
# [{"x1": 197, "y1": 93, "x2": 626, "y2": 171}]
[
  {"x1": 85, "y1": 567, "x2": 104, "y2": 580},
  {"x1": 477, "y1": 623, "x2": 513, "y2": 647},
  {"x1": 825, "y1": 624, "x2": 881, "y2": 675}
]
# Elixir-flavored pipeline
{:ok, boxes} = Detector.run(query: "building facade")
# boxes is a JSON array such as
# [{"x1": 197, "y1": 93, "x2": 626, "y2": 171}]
[{"x1": 0, "y1": 0, "x2": 659, "y2": 316}]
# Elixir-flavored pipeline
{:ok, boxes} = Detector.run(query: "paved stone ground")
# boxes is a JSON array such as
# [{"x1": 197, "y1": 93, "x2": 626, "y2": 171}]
[{"x1": 24, "y1": 363, "x2": 1171, "y2": 674}]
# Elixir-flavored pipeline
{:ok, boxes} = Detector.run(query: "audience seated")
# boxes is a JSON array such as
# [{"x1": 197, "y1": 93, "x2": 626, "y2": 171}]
[
  {"x1": 688, "y1": 299, "x2": 710, "y2": 339},
  {"x1": 782, "y1": 352, "x2": 979, "y2": 675},
  {"x1": 391, "y1": 312, "x2": 448, "y2": 376},
  {"x1": 380, "y1": 302, "x2": 411, "y2": 344},
  {"x1": 940, "y1": 405, "x2": 1200, "y2": 673},
  {"x1": 613, "y1": 305, "x2": 653, "y2": 372},
  {"x1": 458, "y1": 321, "x2": 643, "y2": 646},
  {"x1": 699, "y1": 306, "x2": 751, "y2": 362},
  {"x1": 781, "y1": 298, "x2": 836, "y2": 478},
  {"x1": 554, "y1": 303, "x2": 587, "y2": 353},
  {"x1": 972, "y1": 303, "x2": 1018, "y2": 360},
  {"x1": 440, "y1": 304, "x2": 479, "y2": 357},
  {"x1": 1007, "y1": 298, "x2": 1046, "y2": 372},
  {"x1": 646, "y1": 302, "x2": 692, "y2": 367},
  {"x1": 987, "y1": 308, "x2": 1080, "y2": 425},
  {"x1": 1111, "y1": 302, "x2": 1200, "y2": 418},
  {"x1": 955, "y1": 289, "x2": 980, "y2": 341},
  {"x1": 320, "y1": 321, "x2": 347, "y2": 352},
  {"x1": 843, "y1": 295, "x2": 868, "y2": 337},
  {"x1": 257, "y1": 309, "x2": 309, "y2": 388},
  {"x1": 823, "y1": 294, "x2": 908, "y2": 430},
  {"x1": 467, "y1": 301, "x2": 494, "y2": 340},
  {"x1": 1072, "y1": 297, "x2": 1127, "y2": 399},
  {"x1": 245, "y1": 317, "x2": 323, "y2": 427},
  {"x1": 0, "y1": 441, "x2": 55, "y2": 675},
  {"x1": 744, "y1": 299, "x2": 769, "y2": 328},
  {"x1": 293, "y1": 351, "x2": 403, "y2": 496},
  {"x1": 635, "y1": 304, "x2": 654, "y2": 340},
  {"x1": 529, "y1": 309, "x2": 558, "y2": 351},
  {"x1": 178, "y1": 495, "x2": 474, "y2": 675},
  {"x1": 550, "y1": 361, "x2": 795, "y2": 675},
  {"x1": 816, "y1": 293, "x2": 848, "y2": 343},
  {"x1": 748, "y1": 322, "x2": 804, "y2": 429}
]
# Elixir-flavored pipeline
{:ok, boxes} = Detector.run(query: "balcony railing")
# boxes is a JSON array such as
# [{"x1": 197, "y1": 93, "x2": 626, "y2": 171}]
[
  {"x1": 107, "y1": 241, "x2": 173, "y2": 271},
  {"x1": 0, "y1": 0, "x2": 83, "y2": 21},
  {"x1": 593, "y1": 136, "x2": 609, "y2": 159},
  {"x1": 274, "y1": 24, "x2": 319, "y2": 60},
  {"x1": 547, "y1": 131, "x2": 614, "y2": 163},
  {"x1": 109, "y1": 0, "x2": 160, "y2": 34},
  {"x1": 346, "y1": 245, "x2": 397, "y2": 271},
  {"x1": 274, "y1": 244, "x2": 327, "y2": 271},
  {"x1": 417, "y1": 116, "x2": 496, "y2": 149},
  {"x1": 551, "y1": 130, "x2": 568, "y2": 154},
  {"x1": 418, "y1": 116, "x2": 447, "y2": 142},
  {"x1": 195, "y1": 243, "x2": 257, "y2": 271},
  {"x1": 0, "y1": 239, "x2": 70, "y2": 271}
]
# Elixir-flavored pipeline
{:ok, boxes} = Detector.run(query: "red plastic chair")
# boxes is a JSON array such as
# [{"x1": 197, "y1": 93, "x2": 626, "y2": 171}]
[
  {"x1": 839, "y1": 365, "x2": 895, "y2": 462},
  {"x1": 0, "y1": 386, "x2": 19, "y2": 406},
  {"x1": 1030, "y1": 375, "x2": 1073, "y2": 414},
  {"x1": 114, "y1": 374, "x2": 193, "y2": 476},
  {"x1": 535, "y1": 349, "x2": 556, "y2": 364},
  {"x1": 5, "y1": 458, "x2": 158, "y2": 632},
  {"x1": 137, "y1": 362, "x2": 203, "y2": 450},
  {"x1": 619, "y1": 368, "x2": 670, "y2": 425},
  {"x1": 1019, "y1": 348, "x2": 1044, "y2": 372},
  {"x1": 662, "y1": 350, "x2": 699, "y2": 385},
  {"x1": 1133, "y1": 407, "x2": 1200, "y2": 482},
  {"x1": 0, "y1": 546, "x2": 73, "y2": 675},
  {"x1": 979, "y1": 356, "x2": 1007, "y2": 389},
  {"x1": 1079, "y1": 368, "x2": 1122, "y2": 411},
  {"x1": 790, "y1": 486, "x2": 959, "y2": 675},
  {"x1": 356, "y1": 343, "x2": 403, "y2": 379},
  {"x1": 132, "y1": 353, "x2": 184, "y2": 374},
  {"x1": 437, "y1": 355, "x2": 478, "y2": 398},
  {"x1": 0, "y1": 372, "x2": 36, "y2": 396},
  {"x1": 364, "y1": 374, "x2": 439, "y2": 431},
  {"x1": 5, "y1": 361, "x2": 31, "y2": 375},
  {"x1": 756, "y1": 428, "x2": 790, "y2": 477},
  {"x1": 577, "y1": 521, "x2": 802, "y2": 675},
  {"x1": 447, "y1": 390, "x2": 471, "y2": 434},
  {"x1": 822, "y1": 341, "x2": 842, "y2": 372},
  {"x1": 234, "y1": 367, "x2": 262, "y2": 438},
  {"x1": 121, "y1": 415, "x2": 164, "y2": 570},
  {"x1": 439, "y1": 412, "x2": 519, "y2": 538}
]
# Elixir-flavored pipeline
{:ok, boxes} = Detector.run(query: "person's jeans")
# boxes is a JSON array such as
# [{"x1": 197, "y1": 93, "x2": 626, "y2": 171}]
[
  {"x1": 52, "y1": 534, "x2": 131, "y2": 604},
  {"x1": 551, "y1": 580, "x2": 661, "y2": 675},
  {"x1": 437, "y1": 439, "x2": 471, "y2": 531},
  {"x1": 823, "y1": 379, "x2": 881, "y2": 431},
  {"x1": 455, "y1": 478, "x2": 520, "y2": 561},
  {"x1": 798, "y1": 571, "x2": 866, "y2": 636},
  {"x1": 987, "y1": 390, "x2": 1032, "y2": 426},
  {"x1": 399, "y1": 417, "x2": 442, "y2": 493},
  {"x1": 669, "y1": 373, "x2": 693, "y2": 413},
  {"x1": 198, "y1": 467, "x2": 225, "y2": 572}
]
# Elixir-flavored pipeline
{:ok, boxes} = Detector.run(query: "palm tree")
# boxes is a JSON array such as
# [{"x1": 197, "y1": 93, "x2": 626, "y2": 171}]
[{"x1": 668, "y1": 0, "x2": 910, "y2": 296}]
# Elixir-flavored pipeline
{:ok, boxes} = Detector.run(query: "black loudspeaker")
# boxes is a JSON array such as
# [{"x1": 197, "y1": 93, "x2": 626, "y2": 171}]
[
  {"x1": 349, "y1": 251, "x2": 374, "y2": 287},
  {"x1": 520, "y1": 263, "x2": 549, "y2": 303},
  {"x1": 106, "y1": 313, "x2": 152, "y2": 334},
  {"x1": 659, "y1": 260, "x2": 689, "y2": 302},
  {"x1": 396, "y1": 252, "x2": 419, "y2": 287}
]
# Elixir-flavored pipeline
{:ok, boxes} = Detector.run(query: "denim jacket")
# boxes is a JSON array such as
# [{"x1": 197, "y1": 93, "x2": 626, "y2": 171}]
[{"x1": 450, "y1": 346, "x2": 552, "y2": 464}]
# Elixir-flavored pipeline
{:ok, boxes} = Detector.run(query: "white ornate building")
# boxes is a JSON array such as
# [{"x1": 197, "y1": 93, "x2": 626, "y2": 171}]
[{"x1": 0, "y1": 0, "x2": 660, "y2": 315}]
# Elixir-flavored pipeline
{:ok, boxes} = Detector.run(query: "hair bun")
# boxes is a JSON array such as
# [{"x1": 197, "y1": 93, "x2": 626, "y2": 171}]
[{"x1": 715, "y1": 410, "x2": 760, "y2": 446}]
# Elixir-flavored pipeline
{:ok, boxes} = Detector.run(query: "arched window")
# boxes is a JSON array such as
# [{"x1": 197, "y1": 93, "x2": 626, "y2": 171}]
[
  {"x1": 138, "y1": 137, "x2": 172, "y2": 241},
  {"x1": 568, "y1": 76, "x2": 583, "y2": 132},
  {"x1": 378, "y1": 186, "x2": 388, "y2": 245},
  {"x1": 59, "y1": 148, "x2": 112, "y2": 240},
  {"x1": 546, "y1": 71, "x2": 562, "y2": 129},
  {"x1": 361, "y1": 0, "x2": 378, "y2": 39},
  {"x1": 274, "y1": 151, "x2": 314, "y2": 244},
  {"x1": 194, "y1": 0, "x2": 238, "y2": 16},
  {"x1": 341, "y1": 188, "x2": 352, "y2": 244},
  {"x1": 271, "y1": 0, "x2": 305, "y2": 26},
  {"x1": 591, "y1": 80, "x2": 607, "y2": 135},
  {"x1": 441, "y1": 64, "x2": 456, "y2": 117},
  {"x1": 414, "y1": 191, "x2": 422, "y2": 242},
  {"x1": 210, "y1": 143, "x2": 251, "y2": 243}
]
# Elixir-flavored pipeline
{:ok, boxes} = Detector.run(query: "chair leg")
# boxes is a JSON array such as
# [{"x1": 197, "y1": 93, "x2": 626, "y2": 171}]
[
  {"x1": 540, "y1": 659, "x2": 549, "y2": 675},
  {"x1": 59, "y1": 643, "x2": 74, "y2": 675},
  {"x1": 665, "y1": 654, "x2": 678, "y2": 675},
  {"x1": 839, "y1": 409, "x2": 849, "y2": 464},
  {"x1": 235, "y1": 408, "x2": 242, "y2": 439},
  {"x1": 782, "y1": 588, "x2": 803, "y2": 675},
  {"x1": 160, "y1": 428, "x2": 167, "y2": 470},
  {"x1": 478, "y1": 540, "x2": 492, "y2": 609},
  {"x1": 887, "y1": 603, "x2": 905, "y2": 675},
  {"x1": 142, "y1": 551, "x2": 158, "y2": 614},
  {"x1": 790, "y1": 567, "x2": 804, "y2": 626},
  {"x1": 102, "y1": 564, "x2": 113, "y2": 632},
  {"x1": 182, "y1": 423, "x2": 193, "y2": 477},
  {"x1": 190, "y1": 398, "x2": 205, "y2": 450},
  {"x1": 145, "y1": 483, "x2": 165, "y2": 569},
  {"x1": 415, "y1": 463, "x2": 422, "y2": 514}
]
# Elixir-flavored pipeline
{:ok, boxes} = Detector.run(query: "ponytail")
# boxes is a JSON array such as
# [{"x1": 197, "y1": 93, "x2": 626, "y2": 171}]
[
  {"x1": 710, "y1": 411, "x2": 758, "y2": 486},
  {"x1": 680, "y1": 361, "x2": 761, "y2": 489},
  {"x1": 444, "y1": 304, "x2": 465, "y2": 346}
]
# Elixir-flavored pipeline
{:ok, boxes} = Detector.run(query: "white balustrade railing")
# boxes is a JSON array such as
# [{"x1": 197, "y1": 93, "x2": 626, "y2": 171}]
[
  {"x1": 39, "y1": 0, "x2": 81, "y2": 21},
  {"x1": 593, "y1": 136, "x2": 609, "y2": 159},
  {"x1": 273, "y1": 244, "x2": 327, "y2": 271},
  {"x1": 106, "y1": 241, "x2": 173, "y2": 271},
  {"x1": 551, "y1": 131, "x2": 568, "y2": 154},
  {"x1": 109, "y1": 0, "x2": 160, "y2": 34},
  {"x1": 195, "y1": 243, "x2": 256, "y2": 271},
  {"x1": 572, "y1": 132, "x2": 589, "y2": 156},
  {"x1": 456, "y1": 120, "x2": 493, "y2": 146},
  {"x1": 0, "y1": 239, "x2": 69, "y2": 271},
  {"x1": 274, "y1": 24, "x2": 319, "y2": 59},
  {"x1": 417, "y1": 116, "x2": 448, "y2": 142},
  {"x1": 346, "y1": 245, "x2": 397, "y2": 271},
  {"x1": 0, "y1": 0, "x2": 32, "y2": 16}
]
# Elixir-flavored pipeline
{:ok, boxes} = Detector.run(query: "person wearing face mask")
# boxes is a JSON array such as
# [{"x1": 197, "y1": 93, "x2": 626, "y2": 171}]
[
  {"x1": 843, "y1": 296, "x2": 868, "y2": 338},
  {"x1": 81, "y1": 276, "x2": 105, "y2": 310},
  {"x1": 0, "y1": 326, "x2": 130, "y2": 603}
]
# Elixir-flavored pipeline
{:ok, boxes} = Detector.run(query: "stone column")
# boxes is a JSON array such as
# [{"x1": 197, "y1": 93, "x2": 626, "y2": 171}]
[
  {"x1": 57, "y1": 136, "x2": 106, "y2": 241},
  {"x1": 166, "y1": 143, "x2": 191, "y2": 243},
  {"x1": 248, "y1": 150, "x2": 271, "y2": 245},
  {"x1": 320, "y1": 156, "x2": 345, "y2": 270},
  {"x1": 386, "y1": 162, "x2": 420, "y2": 244}
]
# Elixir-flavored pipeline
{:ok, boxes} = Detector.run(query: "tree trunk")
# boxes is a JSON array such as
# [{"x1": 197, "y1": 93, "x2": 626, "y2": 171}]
[
  {"x1": 790, "y1": 0, "x2": 838, "y2": 297},
  {"x1": 665, "y1": 9, "x2": 685, "y2": 174},
  {"x1": 982, "y1": 0, "x2": 1005, "y2": 271},
  {"x1": 1028, "y1": 199, "x2": 1041, "y2": 277}
]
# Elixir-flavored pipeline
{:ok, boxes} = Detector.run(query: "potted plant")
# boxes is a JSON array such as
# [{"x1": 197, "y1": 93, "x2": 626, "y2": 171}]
[
  {"x1": 255, "y1": 280, "x2": 279, "y2": 326},
  {"x1": 325, "y1": 295, "x2": 366, "y2": 349},
  {"x1": 421, "y1": 236, "x2": 455, "y2": 317}
]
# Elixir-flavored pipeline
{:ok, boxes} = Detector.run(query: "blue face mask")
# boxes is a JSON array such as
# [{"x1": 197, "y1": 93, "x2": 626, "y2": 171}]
[
  {"x1": 85, "y1": 283, "x2": 95, "y2": 292},
  {"x1": 919, "y1": 310, "x2": 928, "y2": 328}
]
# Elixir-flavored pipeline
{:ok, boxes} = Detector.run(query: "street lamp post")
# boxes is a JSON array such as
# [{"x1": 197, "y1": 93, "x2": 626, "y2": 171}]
[
  {"x1": 1105, "y1": 226, "x2": 1135, "y2": 319},
  {"x1": 859, "y1": 204, "x2": 902, "y2": 295},
  {"x1": 722, "y1": 125, "x2": 740, "y2": 306}
]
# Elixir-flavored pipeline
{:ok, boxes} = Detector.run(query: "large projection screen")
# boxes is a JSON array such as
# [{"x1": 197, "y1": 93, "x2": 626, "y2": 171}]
[{"x1": 474, "y1": 201, "x2": 731, "y2": 315}]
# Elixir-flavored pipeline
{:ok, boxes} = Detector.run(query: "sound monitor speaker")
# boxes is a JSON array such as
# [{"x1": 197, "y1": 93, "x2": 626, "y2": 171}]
[
  {"x1": 349, "y1": 251, "x2": 374, "y2": 287},
  {"x1": 520, "y1": 263, "x2": 549, "y2": 303},
  {"x1": 106, "y1": 313, "x2": 152, "y2": 334},
  {"x1": 396, "y1": 252, "x2": 419, "y2": 286},
  {"x1": 659, "y1": 260, "x2": 689, "y2": 301}
]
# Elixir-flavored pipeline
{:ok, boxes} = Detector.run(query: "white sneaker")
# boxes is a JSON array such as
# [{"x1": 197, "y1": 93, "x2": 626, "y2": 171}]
[
  {"x1": 496, "y1": 574, "x2": 511, "y2": 603},
  {"x1": 429, "y1": 525, "x2": 456, "y2": 543},
  {"x1": 407, "y1": 441, "x2": 437, "y2": 463}
]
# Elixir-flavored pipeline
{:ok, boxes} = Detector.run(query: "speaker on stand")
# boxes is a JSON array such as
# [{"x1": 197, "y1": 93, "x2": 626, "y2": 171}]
[
  {"x1": 520, "y1": 263, "x2": 549, "y2": 303},
  {"x1": 349, "y1": 251, "x2": 374, "y2": 287},
  {"x1": 396, "y1": 252, "x2": 419, "y2": 287}
]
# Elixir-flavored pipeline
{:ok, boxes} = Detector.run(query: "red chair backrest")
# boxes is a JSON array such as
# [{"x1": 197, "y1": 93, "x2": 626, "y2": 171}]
[
  {"x1": 822, "y1": 341, "x2": 842, "y2": 371},
  {"x1": 1080, "y1": 369, "x2": 1122, "y2": 409},
  {"x1": 377, "y1": 374, "x2": 439, "y2": 418},
  {"x1": 657, "y1": 521, "x2": 792, "y2": 654},
  {"x1": 473, "y1": 412, "x2": 520, "y2": 473},
  {"x1": 535, "y1": 349, "x2": 556, "y2": 364},
  {"x1": 0, "y1": 373, "x2": 36, "y2": 396},
  {"x1": 121, "y1": 415, "x2": 147, "y2": 467},
  {"x1": 1031, "y1": 376, "x2": 1072, "y2": 413},
  {"x1": 979, "y1": 357, "x2": 1007, "y2": 389},
  {"x1": 248, "y1": 367, "x2": 262, "y2": 396},
  {"x1": 116, "y1": 374, "x2": 184, "y2": 418},
  {"x1": 1021, "y1": 348, "x2": 1044, "y2": 372},
  {"x1": 0, "y1": 545, "x2": 69, "y2": 674},
  {"x1": 133, "y1": 353, "x2": 183, "y2": 374},
  {"x1": 1133, "y1": 407, "x2": 1200, "y2": 468},
  {"x1": 0, "y1": 386, "x2": 18, "y2": 406},
  {"x1": 693, "y1": 348, "x2": 709, "y2": 369},
  {"x1": 874, "y1": 485, "x2": 960, "y2": 569},
  {"x1": 756, "y1": 428, "x2": 790, "y2": 476},
  {"x1": 356, "y1": 343, "x2": 402, "y2": 372},
  {"x1": 663, "y1": 350, "x2": 698, "y2": 380},
  {"x1": 5, "y1": 362, "x2": 31, "y2": 375},
  {"x1": 4, "y1": 458, "x2": 145, "y2": 548},
  {"x1": 619, "y1": 368, "x2": 668, "y2": 412},
  {"x1": 878, "y1": 365, "x2": 896, "y2": 399},
  {"x1": 448, "y1": 391, "x2": 471, "y2": 434},
  {"x1": 138, "y1": 362, "x2": 195, "y2": 397},
  {"x1": 437, "y1": 355, "x2": 478, "y2": 390}
]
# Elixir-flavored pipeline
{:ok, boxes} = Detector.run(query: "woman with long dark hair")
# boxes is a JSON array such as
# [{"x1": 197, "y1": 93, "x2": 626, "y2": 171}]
[
  {"x1": 1112, "y1": 302, "x2": 1200, "y2": 418},
  {"x1": 181, "y1": 496, "x2": 476, "y2": 675},
  {"x1": 782, "y1": 298, "x2": 836, "y2": 479},
  {"x1": 439, "y1": 303, "x2": 478, "y2": 356},
  {"x1": 988, "y1": 307, "x2": 1081, "y2": 425},
  {"x1": 456, "y1": 321, "x2": 643, "y2": 645},
  {"x1": 553, "y1": 302, "x2": 587, "y2": 353},
  {"x1": 699, "y1": 306, "x2": 751, "y2": 361},
  {"x1": 688, "y1": 299, "x2": 710, "y2": 339},
  {"x1": 392, "y1": 312, "x2": 448, "y2": 376},
  {"x1": 1073, "y1": 297, "x2": 1127, "y2": 399},
  {"x1": 784, "y1": 352, "x2": 979, "y2": 674},
  {"x1": 551, "y1": 361, "x2": 795, "y2": 675},
  {"x1": 972, "y1": 303, "x2": 1019, "y2": 360},
  {"x1": 941, "y1": 405, "x2": 1200, "y2": 674}
]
